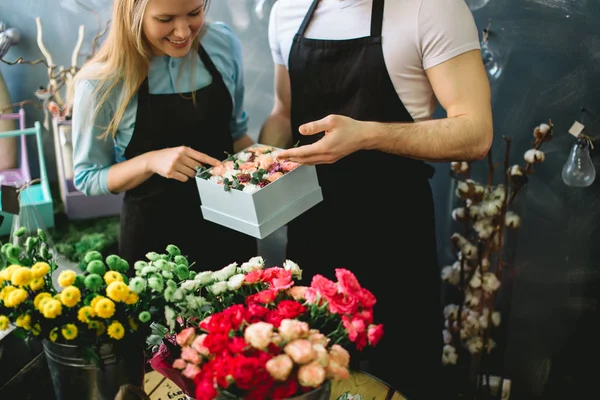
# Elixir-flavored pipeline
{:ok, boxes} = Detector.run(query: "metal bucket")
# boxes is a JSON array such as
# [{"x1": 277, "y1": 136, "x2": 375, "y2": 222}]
[{"x1": 43, "y1": 339, "x2": 145, "y2": 400}]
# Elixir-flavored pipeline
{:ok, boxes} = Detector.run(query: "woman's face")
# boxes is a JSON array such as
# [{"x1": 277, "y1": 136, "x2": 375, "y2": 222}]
[{"x1": 142, "y1": 0, "x2": 205, "y2": 57}]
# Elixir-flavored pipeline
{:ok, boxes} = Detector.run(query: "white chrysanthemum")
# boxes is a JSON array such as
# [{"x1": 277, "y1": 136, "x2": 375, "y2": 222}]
[
  {"x1": 283, "y1": 259, "x2": 302, "y2": 279},
  {"x1": 242, "y1": 184, "x2": 259, "y2": 194},
  {"x1": 212, "y1": 262, "x2": 237, "y2": 281},
  {"x1": 208, "y1": 281, "x2": 228, "y2": 295},
  {"x1": 241, "y1": 256, "x2": 265, "y2": 273},
  {"x1": 227, "y1": 274, "x2": 246, "y2": 290},
  {"x1": 194, "y1": 271, "x2": 213, "y2": 285}
]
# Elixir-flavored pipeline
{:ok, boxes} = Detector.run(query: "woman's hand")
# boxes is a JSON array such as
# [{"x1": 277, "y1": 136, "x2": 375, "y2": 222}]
[{"x1": 148, "y1": 146, "x2": 221, "y2": 182}]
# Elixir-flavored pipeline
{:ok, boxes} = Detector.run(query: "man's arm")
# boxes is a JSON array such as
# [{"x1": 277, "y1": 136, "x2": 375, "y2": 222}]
[
  {"x1": 258, "y1": 64, "x2": 294, "y2": 149},
  {"x1": 277, "y1": 50, "x2": 493, "y2": 164}
]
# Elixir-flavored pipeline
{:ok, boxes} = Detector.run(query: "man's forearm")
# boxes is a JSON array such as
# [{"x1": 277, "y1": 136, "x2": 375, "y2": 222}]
[
  {"x1": 258, "y1": 113, "x2": 293, "y2": 149},
  {"x1": 365, "y1": 115, "x2": 492, "y2": 162}
]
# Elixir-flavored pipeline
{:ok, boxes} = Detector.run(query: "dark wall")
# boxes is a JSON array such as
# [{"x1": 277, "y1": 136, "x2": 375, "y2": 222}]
[{"x1": 431, "y1": 1, "x2": 600, "y2": 398}]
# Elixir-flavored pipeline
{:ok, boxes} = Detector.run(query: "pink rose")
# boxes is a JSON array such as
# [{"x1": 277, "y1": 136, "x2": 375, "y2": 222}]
[
  {"x1": 326, "y1": 360, "x2": 350, "y2": 381},
  {"x1": 244, "y1": 321, "x2": 274, "y2": 350},
  {"x1": 307, "y1": 329, "x2": 330, "y2": 347},
  {"x1": 280, "y1": 161, "x2": 299, "y2": 172},
  {"x1": 238, "y1": 161, "x2": 255, "y2": 171},
  {"x1": 175, "y1": 327, "x2": 196, "y2": 347},
  {"x1": 266, "y1": 354, "x2": 294, "y2": 381},
  {"x1": 172, "y1": 358, "x2": 187, "y2": 370},
  {"x1": 257, "y1": 154, "x2": 276, "y2": 169},
  {"x1": 368, "y1": 324, "x2": 384, "y2": 346},
  {"x1": 191, "y1": 334, "x2": 210, "y2": 356},
  {"x1": 278, "y1": 319, "x2": 309, "y2": 342},
  {"x1": 181, "y1": 346, "x2": 202, "y2": 365},
  {"x1": 335, "y1": 268, "x2": 362, "y2": 294},
  {"x1": 328, "y1": 344, "x2": 350, "y2": 368},
  {"x1": 267, "y1": 171, "x2": 284, "y2": 182},
  {"x1": 311, "y1": 275, "x2": 338, "y2": 299},
  {"x1": 312, "y1": 343, "x2": 330, "y2": 367},
  {"x1": 182, "y1": 363, "x2": 201, "y2": 380},
  {"x1": 297, "y1": 361, "x2": 327, "y2": 388},
  {"x1": 284, "y1": 339, "x2": 316, "y2": 364},
  {"x1": 287, "y1": 286, "x2": 308, "y2": 301}
]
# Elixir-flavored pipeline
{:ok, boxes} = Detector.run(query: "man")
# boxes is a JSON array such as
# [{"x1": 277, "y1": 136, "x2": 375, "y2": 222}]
[{"x1": 259, "y1": 0, "x2": 492, "y2": 398}]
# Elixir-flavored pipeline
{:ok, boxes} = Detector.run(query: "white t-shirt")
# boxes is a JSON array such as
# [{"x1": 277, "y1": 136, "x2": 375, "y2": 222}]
[{"x1": 268, "y1": 0, "x2": 481, "y2": 121}]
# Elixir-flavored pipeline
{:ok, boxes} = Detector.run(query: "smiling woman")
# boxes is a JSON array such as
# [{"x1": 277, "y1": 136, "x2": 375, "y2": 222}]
[{"x1": 67, "y1": 0, "x2": 258, "y2": 271}]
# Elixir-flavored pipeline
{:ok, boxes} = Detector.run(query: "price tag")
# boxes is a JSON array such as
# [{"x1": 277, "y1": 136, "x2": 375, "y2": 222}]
[{"x1": 568, "y1": 121, "x2": 585, "y2": 137}]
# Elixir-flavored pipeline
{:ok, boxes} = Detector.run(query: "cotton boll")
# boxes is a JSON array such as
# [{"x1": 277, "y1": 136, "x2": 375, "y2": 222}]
[
  {"x1": 442, "y1": 344, "x2": 458, "y2": 365},
  {"x1": 444, "y1": 304, "x2": 459, "y2": 320},
  {"x1": 491, "y1": 311, "x2": 501, "y2": 327},
  {"x1": 451, "y1": 161, "x2": 470, "y2": 174},
  {"x1": 452, "y1": 207, "x2": 467, "y2": 221},
  {"x1": 482, "y1": 272, "x2": 501, "y2": 293},
  {"x1": 465, "y1": 290, "x2": 480, "y2": 307},
  {"x1": 480, "y1": 258, "x2": 491, "y2": 272},
  {"x1": 443, "y1": 329, "x2": 453, "y2": 344},
  {"x1": 441, "y1": 265, "x2": 460, "y2": 285},
  {"x1": 505, "y1": 211, "x2": 521, "y2": 228},
  {"x1": 482, "y1": 200, "x2": 503, "y2": 217},
  {"x1": 466, "y1": 336, "x2": 483, "y2": 354},
  {"x1": 524, "y1": 149, "x2": 545, "y2": 164},
  {"x1": 455, "y1": 180, "x2": 475, "y2": 199},
  {"x1": 451, "y1": 233, "x2": 479, "y2": 260},
  {"x1": 473, "y1": 218, "x2": 494, "y2": 239},
  {"x1": 469, "y1": 273, "x2": 482, "y2": 289},
  {"x1": 509, "y1": 165, "x2": 524, "y2": 176}
]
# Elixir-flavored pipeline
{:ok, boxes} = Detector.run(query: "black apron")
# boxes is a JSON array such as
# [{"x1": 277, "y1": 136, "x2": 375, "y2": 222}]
[
  {"x1": 287, "y1": 0, "x2": 442, "y2": 397},
  {"x1": 119, "y1": 45, "x2": 257, "y2": 271}
]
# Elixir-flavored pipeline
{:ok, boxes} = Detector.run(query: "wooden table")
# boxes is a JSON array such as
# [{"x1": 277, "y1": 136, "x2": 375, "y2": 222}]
[{"x1": 144, "y1": 370, "x2": 407, "y2": 400}]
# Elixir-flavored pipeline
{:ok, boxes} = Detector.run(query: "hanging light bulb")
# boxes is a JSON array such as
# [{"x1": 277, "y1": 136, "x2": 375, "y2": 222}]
[{"x1": 562, "y1": 135, "x2": 596, "y2": 187}]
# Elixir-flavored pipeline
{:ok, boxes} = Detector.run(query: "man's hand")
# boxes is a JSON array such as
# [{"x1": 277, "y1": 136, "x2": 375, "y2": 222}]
[{"x1": 276, "y1": 114, "x2": 369, "y2": 164}]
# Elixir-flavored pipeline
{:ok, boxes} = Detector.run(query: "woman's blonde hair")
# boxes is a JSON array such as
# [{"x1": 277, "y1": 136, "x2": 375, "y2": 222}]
[{"x1": 70, "y1": 0, "x2": 208, "y2": 139}]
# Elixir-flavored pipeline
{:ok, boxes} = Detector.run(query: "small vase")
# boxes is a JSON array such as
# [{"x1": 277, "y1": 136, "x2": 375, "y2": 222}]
[
  {"x1": 43, "y1": 339, "x2": 145, "y2": 400},
  {"x1": 217, "y1": 379, "x2": 331, "y2": 400}
]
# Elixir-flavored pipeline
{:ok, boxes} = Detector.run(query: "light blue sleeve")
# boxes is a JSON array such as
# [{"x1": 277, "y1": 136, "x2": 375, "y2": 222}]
[
  {"x1": 219, "y1": 24, "x2": 249, "y2": 141},
  {"x1": 71, "y1": 80, "x2": 115, "y2": 196}
]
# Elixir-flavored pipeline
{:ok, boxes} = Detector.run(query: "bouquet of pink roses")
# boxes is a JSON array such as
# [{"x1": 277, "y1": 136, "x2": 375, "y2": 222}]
[{"x1": 172, "y1": 266, "x2": 384, "y2": 400}]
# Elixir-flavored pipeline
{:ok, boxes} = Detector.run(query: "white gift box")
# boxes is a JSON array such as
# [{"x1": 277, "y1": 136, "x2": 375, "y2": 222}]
[{"x1": 195, "y1": 146, "x2": 323, "y2": 239}]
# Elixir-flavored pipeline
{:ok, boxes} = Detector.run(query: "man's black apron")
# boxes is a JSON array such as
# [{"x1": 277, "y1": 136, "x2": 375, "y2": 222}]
[
  {"x1": 119, "y1": 44, "x2": 257, "y2": 271},
  {"x1": 286, "y1": 0, "x2": 442, "y2": 397}
]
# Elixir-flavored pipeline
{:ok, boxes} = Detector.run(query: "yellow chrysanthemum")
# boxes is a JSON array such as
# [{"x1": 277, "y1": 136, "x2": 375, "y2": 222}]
[
  {"x1": 49, "y1": 327, "x2": 58, "y2": 342},
  {"x1": 123, "y1": 291, "x2": 139, "y2": 305},
  {"x1": 0, "y1": 285, "x2": 16, "y2": 302},
  {"x1": 11, "y1": 267, "x2": 33, "y2": 287},
  {"x1": 42, "y1": 299, "x2": 63, "y2": 319},
  {"x1": 128, "y1": 317, "x2": 138, "y2": 331},
  {"x1": 61, "y1": 324, "x2": 78, "y2": 340},
  {"x1": 88, "y1": 320, "x2": 106, "y2": 336},
  {"x1": 77, "y1": 306, "x2": 96, "y2": 323},
  {"x1": 106, "y1": 281, "x2": 129, "y2": 302},
  {"x1": 107, "y1": 321, "x2": 125, "y2": 340},
  {"x1": 6, "y1": 288, "x2": 28, "y2": 307},
  {"x1": 31, "y1": 262, "x2": 51, "y2": 279},
  {"x1": 57, "y1": 270, "x2": 77, "y2": 288},
  {"x1": 34, "y1": 292, "x2": 52, "y2": 310},
  {"x1": 0, "y1": 315, "x2": 9, "y2": 330},
  {"x1": 104, "y1": 271, "x2": 123, "y2": 285},
  {"x1": 29, "y1": 277, "x2": 45, "y2": 291},
  {"x1": 31, "y1": 324, "x2": 41, "y2": 336},
  {"x1": 90, "y1": 295, "x2": 106, "y2": 309},
  {"x1": 60, "y1": 286, "x2": 81, "y2": 308},
  {"x1": 94, "y1": 298, "x2": 116, "y2": 319},
  {"x1": 0, "y1": 265, "x2": 19, "y2": 281},
  {"x1": 16, "y1": 313, "x2": 32, "y2": 330}
]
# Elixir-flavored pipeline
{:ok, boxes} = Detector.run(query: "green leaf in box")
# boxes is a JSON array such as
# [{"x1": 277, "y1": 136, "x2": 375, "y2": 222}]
[{"x1": 195, "y1": 144, "x2": 323, "y2": 239}]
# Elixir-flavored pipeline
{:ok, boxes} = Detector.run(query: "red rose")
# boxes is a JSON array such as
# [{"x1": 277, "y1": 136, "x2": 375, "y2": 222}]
[
  {"x1": 276, "y1": 300, "x2": 307, "y2": 320},
  {"x1": 272, "y1": 379, "x2": 299, "y2": 399},
  {"x1": 311, "y1": 275, "x2": 338, "y2": 299},
  {"x1": 233, "y1": 355, "x2": 267, "y2": 390},
  {"x1": 357, "y1": 287, "x2": 377, "y2": 308},
  {"x1": 335, "y1": 268, "x2": 362, "y2": 294},
  {"x1": 328, "y1": 292, "x2": 359, "y2": 316},
  {"x1": 195, "y1": 378, "x2": 217, "y2": 400},
  {"x1": 368, "y1": 324, "x2": 384, "y2": 347}
]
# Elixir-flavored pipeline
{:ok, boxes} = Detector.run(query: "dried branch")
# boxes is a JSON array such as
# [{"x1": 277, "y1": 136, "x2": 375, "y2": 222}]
[
  {"x1": 0, "y1": 100, "x2": 43, "y2": 114},
  {"x1": 0, "y1": 56, "x2": 49, "y2": 67},
  {"x1": 72, "y1": 25, "x2": 85, "y2": 68}
]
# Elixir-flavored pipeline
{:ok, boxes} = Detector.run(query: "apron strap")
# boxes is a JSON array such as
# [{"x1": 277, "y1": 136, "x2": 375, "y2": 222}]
[
  {"x1": 370, "y1": 0, "x2": 384, "y2": 38},
  {"x1": 197, "y1": 43, "x2": 223, "y2": 82},
  {"x1": 297, "y1": 0, "x2": 320, "y2": 37}
]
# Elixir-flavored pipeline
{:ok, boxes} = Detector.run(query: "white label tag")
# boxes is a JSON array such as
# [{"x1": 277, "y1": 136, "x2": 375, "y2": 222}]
[{"x1": 568, "y1": 121, "x2": 585, "y2": 137}]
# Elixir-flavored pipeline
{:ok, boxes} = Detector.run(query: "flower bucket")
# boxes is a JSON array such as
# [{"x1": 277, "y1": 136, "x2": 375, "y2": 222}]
[
  {"x1": 43, "y1": 339, "x2": 145, "y2": 400},
  {"x1": 218, "y1": 380, "x2": 331, "y2": 400}
]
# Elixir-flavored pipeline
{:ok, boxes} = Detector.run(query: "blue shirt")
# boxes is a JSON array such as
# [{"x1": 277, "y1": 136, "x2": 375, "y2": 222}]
[{"x1": 72, "y1": 22, "x2": 248, "y2": 196}]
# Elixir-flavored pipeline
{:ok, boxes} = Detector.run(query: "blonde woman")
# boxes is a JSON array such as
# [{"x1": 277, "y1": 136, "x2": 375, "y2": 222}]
[{"x1": 71, "y1": 0, "x2": 257, "y2": 268}]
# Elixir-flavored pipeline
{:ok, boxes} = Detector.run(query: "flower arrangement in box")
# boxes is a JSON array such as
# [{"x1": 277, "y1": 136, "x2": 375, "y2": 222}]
[
  {"x1": 170, "y1": 264, "x2": 384, "y2": 400},
  {"x1": 196, "y1": 144, "x2": 300, "y2": 194}
]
